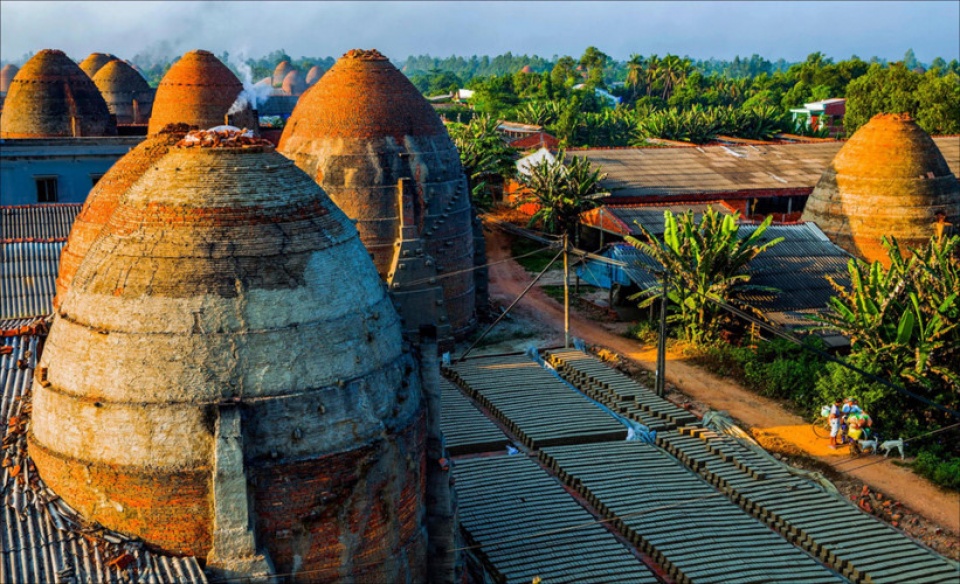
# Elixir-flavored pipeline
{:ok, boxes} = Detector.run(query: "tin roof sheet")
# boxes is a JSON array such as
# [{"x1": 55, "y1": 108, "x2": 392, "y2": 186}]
[
  {"x1": 1, "y1": 204, "x2": 80, "y2": 240},
  {"x1": 0, "y1": 241, "x2": 64, "y2": 320},
  {"x1": 568, "y1": 137, "x2": 959, "y2": 198},
  {"x1": 0, "y1": 334, "x2": 208, "y2": 584}
]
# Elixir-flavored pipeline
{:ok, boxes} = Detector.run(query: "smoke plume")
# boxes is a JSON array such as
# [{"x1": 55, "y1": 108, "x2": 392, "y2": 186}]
[{"x1": 227, "y1": 52, "x2": 272, "y2": 115}]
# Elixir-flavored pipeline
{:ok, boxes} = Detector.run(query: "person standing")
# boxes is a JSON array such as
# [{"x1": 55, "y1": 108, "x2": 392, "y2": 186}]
[{"x1": 828, "y1": 398, "x2": 844, "y2": 449}]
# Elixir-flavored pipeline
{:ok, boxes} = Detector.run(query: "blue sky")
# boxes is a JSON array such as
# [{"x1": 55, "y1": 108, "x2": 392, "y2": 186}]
[{"x1": 2, "y1": 1, "x2": 958, "y2": 65}]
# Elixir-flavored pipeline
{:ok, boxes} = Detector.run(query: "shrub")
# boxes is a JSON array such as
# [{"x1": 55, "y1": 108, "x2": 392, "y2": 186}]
[{"x1": 913, "y1": 447, "x2": 960, "y2": 491}]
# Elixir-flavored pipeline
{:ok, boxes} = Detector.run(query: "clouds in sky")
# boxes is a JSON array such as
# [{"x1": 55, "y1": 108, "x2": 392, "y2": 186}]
[{"x1": 1, "y1": 1, "x2": 957, "y2": 65}]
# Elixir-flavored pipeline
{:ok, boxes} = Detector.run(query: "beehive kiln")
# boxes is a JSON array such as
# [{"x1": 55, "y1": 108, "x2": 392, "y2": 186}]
[
  {"x1": 147, "y1": 49, "x2": 256, "y2": 135},
  {"x1": 802, "y1": 113, "x2": 960, "y2": 264},
  {"x1": 0, "y1": 49, "x2": 116, "y2": 138},
  {"x1": 91, "y1": 58, "x2": 154, "y2": 124},
  {"x1": 278, "y1": 49, "x2": 477, "y2": 342},
  {"x1": 31, "y1": 128, "x2": 427, "y2": 582}
]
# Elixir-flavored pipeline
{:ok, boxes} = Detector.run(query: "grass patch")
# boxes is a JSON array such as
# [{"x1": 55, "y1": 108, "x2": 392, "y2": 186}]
[{"x1": 511, "y1": 237, "x2": 559, "y2": 273}]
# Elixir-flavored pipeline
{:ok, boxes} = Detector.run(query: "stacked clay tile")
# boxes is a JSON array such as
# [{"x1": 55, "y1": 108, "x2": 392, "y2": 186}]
[
  {"x1": 272, "y1": 60, "x2": 295, "y2": 87},
  {"x1": 78, "y1": 52, "x2": 116, "y2": 79},
  {"x1": 0, "y1": 63, "x2": 18, "y2": 94},
  {"x1": 0, "y1": 49, "x2": 117, "y2": 138},
  {"x1": 31, "y1": 130, "x2": 426, "y2": 582},
  {"x1": 147, "y1": 49, "x2": 253, "y2": 135},
  {"x1": 802, "y1": 113, "x2": 960, "y2": 265},
  {"x1": 53, "y1": 124, "x2": 192, "y2": 308},
  {"x1": 279, "y1": 49, "x2": 477, "y2": 337},
  {"x1": 305, "y1": 64, "x2": 324, "y2": 86},
  {"x1": 92, "y1": 59, "x2": 154, "y2": 124}
]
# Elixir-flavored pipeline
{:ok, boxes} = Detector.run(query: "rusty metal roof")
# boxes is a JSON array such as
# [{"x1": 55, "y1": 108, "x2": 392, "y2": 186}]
[
  {"x1": 0, "y1": 333, "x2": 208, "y2": 584},
  {"x1": 1, "y1": 205, "x2": 80, "y2": 241},
  {"x1": 569, "y1": 137, "x2": 959, "y2": 199}
]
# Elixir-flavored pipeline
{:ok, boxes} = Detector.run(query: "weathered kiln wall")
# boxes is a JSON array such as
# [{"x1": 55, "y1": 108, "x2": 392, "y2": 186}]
[
  {"x1": 278, "y1": 49, "x2": 478, "y2": 337},
  {"x1": 31, "y1": 142, "x2": 426, "y2": 580},
  {"x1": 250, "y1": 410, "x2": 426, "y2": 583},
  {"x1": 54, "y1": 125, "x2": 189, "y2": 307},
  {"x1": 802, "y1": 113, "x2": 960, "y2": 265}
]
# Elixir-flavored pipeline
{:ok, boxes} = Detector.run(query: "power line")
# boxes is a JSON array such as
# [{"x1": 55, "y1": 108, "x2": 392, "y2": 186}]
[{"x1": 563, "y1": 241, "x2": 960, "y2": 420}]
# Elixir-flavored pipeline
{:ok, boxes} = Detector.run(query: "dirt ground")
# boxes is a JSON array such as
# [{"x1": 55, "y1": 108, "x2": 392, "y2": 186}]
[{"x1": 475, "y1": 224, "x2": 960, "y2": 559}]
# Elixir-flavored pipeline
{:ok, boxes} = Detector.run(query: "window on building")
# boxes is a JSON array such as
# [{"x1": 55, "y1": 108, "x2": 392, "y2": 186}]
[
  {"x1": 91, "y1": 174, "x2": 105, "y2": 187},
  {"x1": 35, "y1": 177, "x2": 59, "y2": 203}
]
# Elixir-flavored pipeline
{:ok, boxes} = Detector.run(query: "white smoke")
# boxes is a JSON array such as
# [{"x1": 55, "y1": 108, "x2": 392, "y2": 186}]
[{"x1": 227, "y1": 52, "x2": 272, "y2": 115}]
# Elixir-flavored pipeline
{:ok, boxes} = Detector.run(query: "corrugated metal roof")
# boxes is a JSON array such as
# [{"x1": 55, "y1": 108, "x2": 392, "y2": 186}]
[
  {"x1": 0, "y1": 334, "x2": 208, "y2": 584},
  {"x1": 594, "y1": 202, "x2": 735, "y2": 237},
  {"x1": 576, "y1": 222, "x2": 851, "y2": 325},
  {"x1": 1, "y1": 205, "x2": 80, "y2": 241},
  {"x1": 569, "y1": 137, "x2": 959, "y2": 198},
  {"x1": 0, "y1": 241, "x2": 64, "y2": 320}
]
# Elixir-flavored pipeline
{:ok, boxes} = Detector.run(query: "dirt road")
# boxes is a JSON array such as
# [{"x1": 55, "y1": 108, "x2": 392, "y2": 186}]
[{"x1": 483, "y1": 226, "x2": 960, "y2": 535}]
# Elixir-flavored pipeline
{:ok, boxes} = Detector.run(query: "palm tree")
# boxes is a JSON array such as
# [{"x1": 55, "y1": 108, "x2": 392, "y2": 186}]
[
  {"x1": 626, "y1": 54, "x2": 645, "y2": 101},
  {"x1": 519, "y1": 152, "x2": 607, "y2": 237},
  {"x1": 626, "y1": 209, "x2": 784, "y2": 345},
  {"x1": 644, "y1": 54, "x2": 661, "y2": 97}
]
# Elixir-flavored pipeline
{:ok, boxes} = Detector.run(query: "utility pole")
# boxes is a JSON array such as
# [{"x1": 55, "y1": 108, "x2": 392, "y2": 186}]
[
  {"x1": 655, "y1": 271, "x2": 668, "y2": 397},
  {"x1": 563, "y1": 233, "x2": 570, "y2": 348}
]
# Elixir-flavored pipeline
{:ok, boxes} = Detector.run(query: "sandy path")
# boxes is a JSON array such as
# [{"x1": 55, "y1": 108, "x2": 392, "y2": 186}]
[{"x1": 483, "y1": 226, "x2": 960, "y2": 533}]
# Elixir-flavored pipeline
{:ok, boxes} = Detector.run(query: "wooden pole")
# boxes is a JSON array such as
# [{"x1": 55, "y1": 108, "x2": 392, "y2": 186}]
[
  {"x1": 655, "y1": 271, "x2": 668, "y2": 397},
  {"x1": 564, "y1": 234, "x2": 570, "y2": 348}
]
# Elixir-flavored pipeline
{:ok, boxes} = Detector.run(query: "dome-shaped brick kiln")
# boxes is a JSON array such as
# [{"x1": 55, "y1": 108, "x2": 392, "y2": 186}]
[
  {"x1": 278, "y1": 48, "x2": 477, "y2": 341},
  {"x1": 281, "y1": 69, "x2": 306, "y2": 96},
  {"x1": 31, "y1": 129, "x2": 426, "y2": 582},
  {"x1": 0, "y1": 49, "x2": 116, "y2": 138},
  {"x1": 0, "y1": 63, "x2": 18, "y2": 93},
  {"x1": 92, "y1": 58, "x2": 154, "y2": 124},
  {"x1": 801, "y1": 113, "x2": 960, "y2": 264},
  {"x1": 78, "y1": 52, "x2": 116, "y2": 79},
  {"x1": 147, "y1": 50, "x2": 255, "y2": 134},
  {"x1": 272, "y1": 60, "x2": 294, "y2": 87},
  {"x1": 305, "y1": 64, "x2": 324, "y2": 86}
]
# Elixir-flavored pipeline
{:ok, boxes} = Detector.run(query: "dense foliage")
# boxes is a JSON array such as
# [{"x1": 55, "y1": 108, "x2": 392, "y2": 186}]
[
  {"x1": 446, "y1": 114, "x2": 518, "y2": 209},
  {"x1": 681, "y1": 235, "x2": 960, "y2": 490},
  {"x1": 517, "y1": 152, "x2": 606, "y2": 237},
  {"x1": 813, "y1": 236, "x2": 959, "y2": 433},
  {"x1": 626, "y1": 209, "x2": 783, "y2": 345}
]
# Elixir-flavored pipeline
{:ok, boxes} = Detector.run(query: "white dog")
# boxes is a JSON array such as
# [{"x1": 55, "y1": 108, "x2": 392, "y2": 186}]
[
  {"x1": 857, "y1": 437, "x2": 879, "y2": 454},
  {"x1": 879, "y1": 437, "x2": 905, "y2": 460}
]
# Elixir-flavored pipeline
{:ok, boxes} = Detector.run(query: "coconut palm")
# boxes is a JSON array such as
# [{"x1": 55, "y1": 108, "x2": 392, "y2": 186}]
[{"x1": 519, "y1": 151, "x2": 606, "y2": 237}]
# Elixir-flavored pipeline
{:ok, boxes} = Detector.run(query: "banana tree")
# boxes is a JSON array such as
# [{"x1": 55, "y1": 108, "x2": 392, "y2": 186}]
[{"x1": 626, "y1": 208, "x2": 783, "y2": 345}]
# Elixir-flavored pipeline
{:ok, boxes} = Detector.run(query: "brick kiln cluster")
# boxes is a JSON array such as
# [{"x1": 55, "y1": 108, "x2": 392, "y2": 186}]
[
  {"x1": 279, "y1": 49, "x2": 479, "y2": 344},
  {"x1": 802, "y1": 113, "x2": 960, "y2": 264},
  {"x1": 0, "y1": 49, "x2": 117, "y2": 138},
  {"x1": 4, "y1": 46, "x2": 477, "y2": 582},
  {"x1": 31, "y1": 128, "x2": 428, "y2": 582}
]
